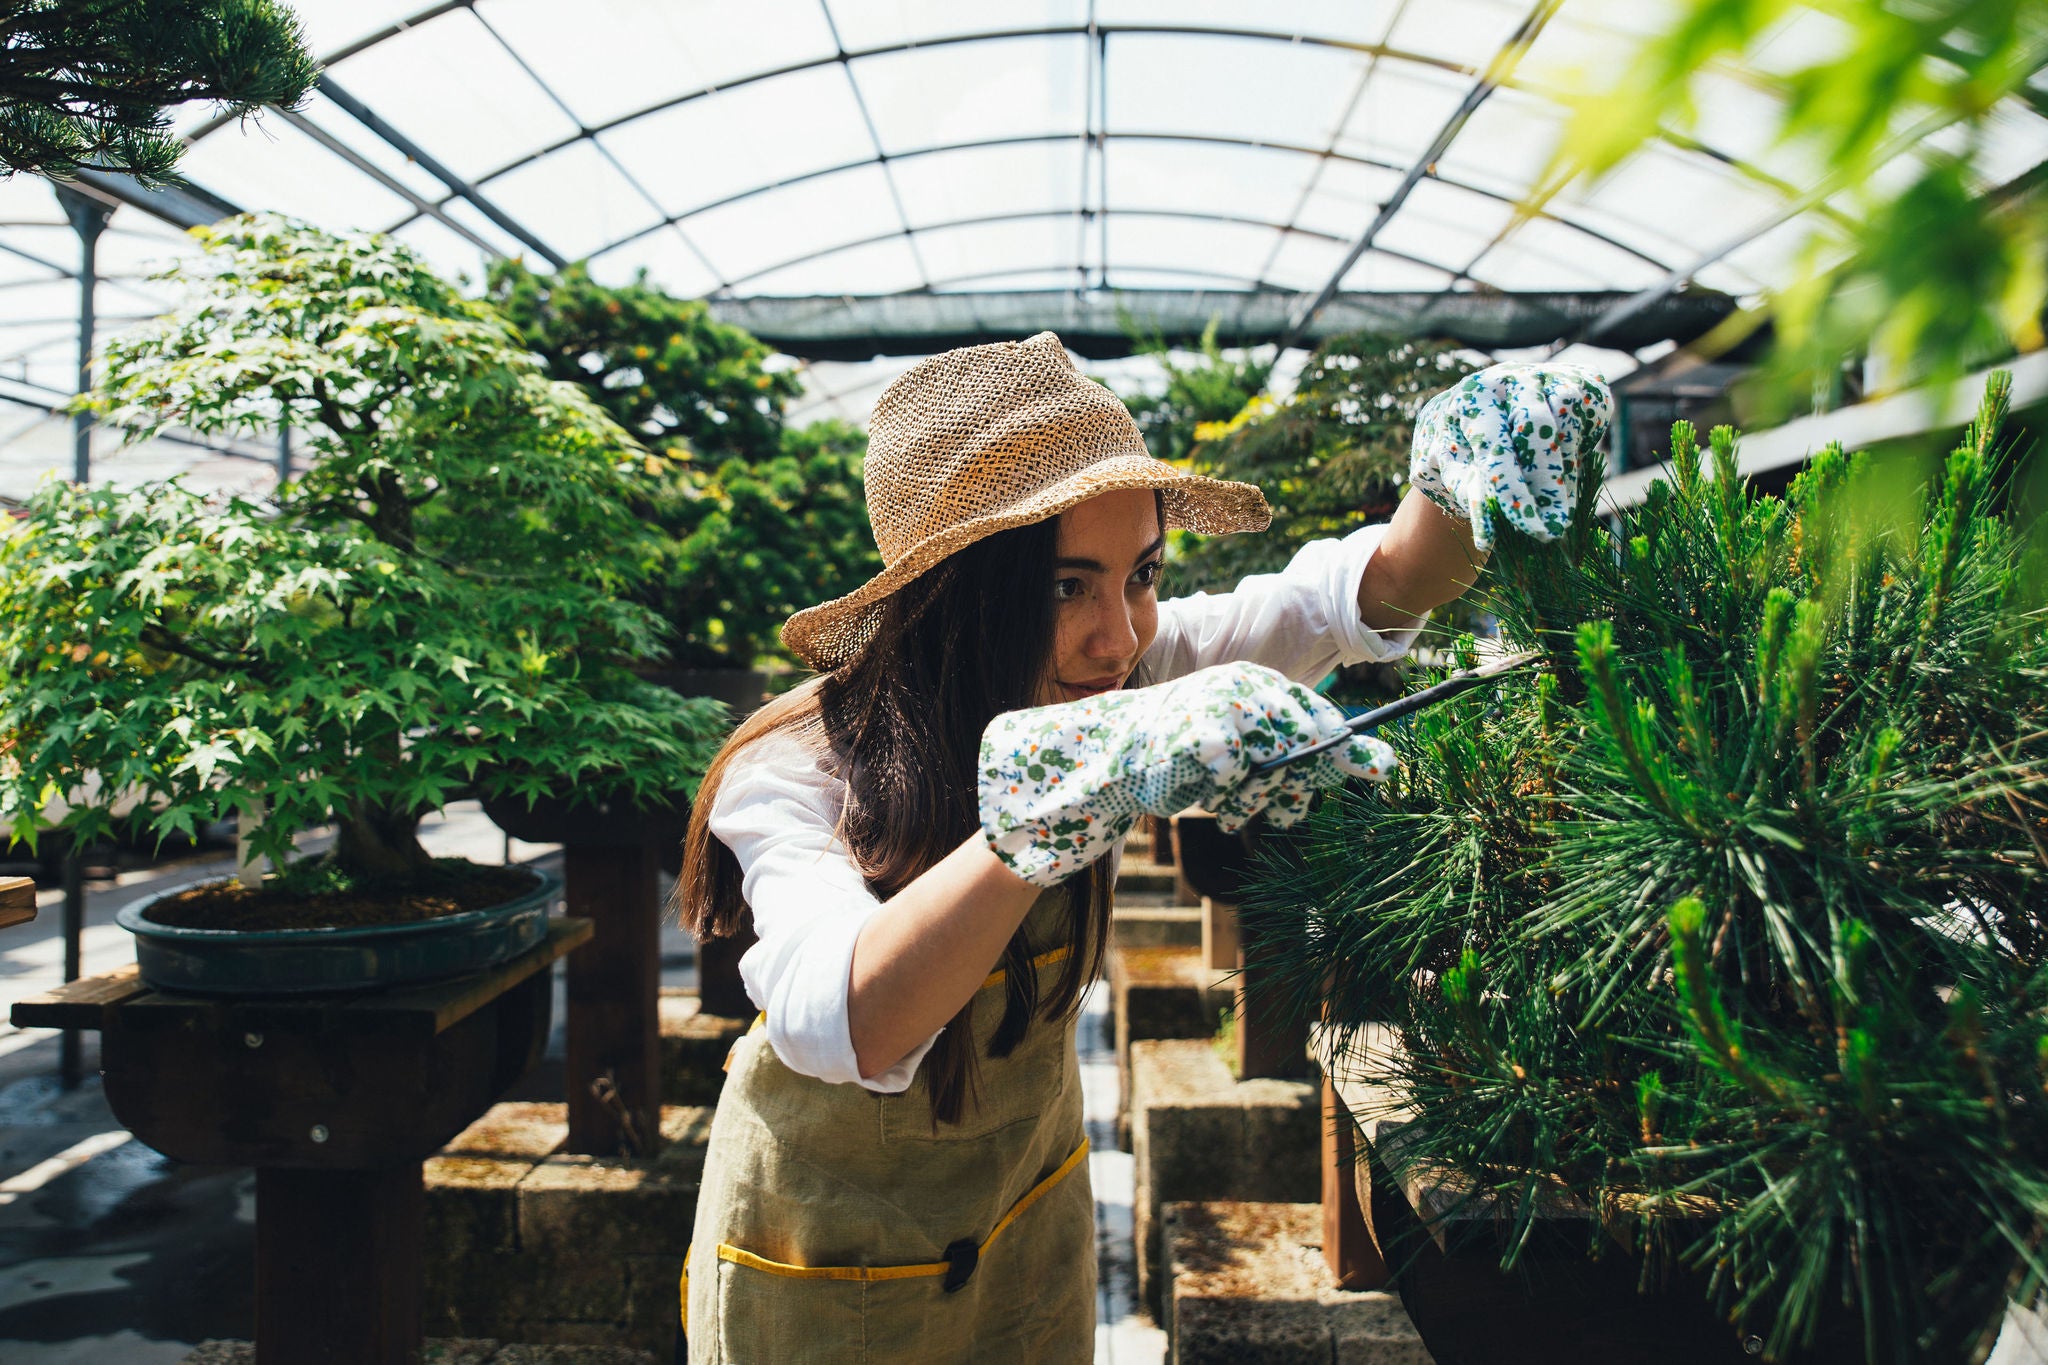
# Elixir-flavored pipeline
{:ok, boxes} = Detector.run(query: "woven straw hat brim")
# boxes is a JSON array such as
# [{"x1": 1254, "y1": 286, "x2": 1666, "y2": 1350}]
[{"x1": 781, "y1": 454, "x2": 1270, "y2": 671}]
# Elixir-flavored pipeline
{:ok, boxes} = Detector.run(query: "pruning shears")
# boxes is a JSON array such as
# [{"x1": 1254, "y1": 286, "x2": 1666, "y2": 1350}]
[{"x1": 1248, "y1": 649, "x2": 1546, "y2": 775}]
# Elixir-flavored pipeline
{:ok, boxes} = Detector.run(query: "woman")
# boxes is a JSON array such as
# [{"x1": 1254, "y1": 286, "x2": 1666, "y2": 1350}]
[{"x1": 676, "y1": 333, "x2": 1610, "y2": 1362}]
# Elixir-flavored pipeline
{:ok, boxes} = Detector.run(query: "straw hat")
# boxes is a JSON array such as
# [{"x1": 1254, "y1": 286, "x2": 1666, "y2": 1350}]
[{"x1": 780, "y1": 331, "x2": 1272, "y2": 670}]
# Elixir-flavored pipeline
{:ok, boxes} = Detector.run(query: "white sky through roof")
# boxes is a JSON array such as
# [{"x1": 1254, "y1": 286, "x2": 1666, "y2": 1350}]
[{"x1": 2, "y1": 0, "x2": 2045, "y2": 495}]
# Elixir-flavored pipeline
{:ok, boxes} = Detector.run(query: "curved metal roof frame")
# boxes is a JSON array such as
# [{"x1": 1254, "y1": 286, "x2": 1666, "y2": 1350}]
[{"x1": 174, "y1": 1, "x2": 1856, "y2": 315}]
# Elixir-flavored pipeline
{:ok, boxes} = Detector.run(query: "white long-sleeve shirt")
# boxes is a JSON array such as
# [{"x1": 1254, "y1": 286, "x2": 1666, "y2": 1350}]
[{"x1": 706, "y1": 523, "x2": 1428, "y2": 1092}]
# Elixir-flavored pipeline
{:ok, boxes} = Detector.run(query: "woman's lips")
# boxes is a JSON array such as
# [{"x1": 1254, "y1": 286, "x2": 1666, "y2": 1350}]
[{"x1": 1059, "y1": 676, "x2": 1124, "y2": 700}]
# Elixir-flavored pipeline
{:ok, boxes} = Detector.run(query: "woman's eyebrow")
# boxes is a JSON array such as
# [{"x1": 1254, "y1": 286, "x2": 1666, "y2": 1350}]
[{"x1": 1054, "y1": 536, "x2": 1166, "y2": 573}]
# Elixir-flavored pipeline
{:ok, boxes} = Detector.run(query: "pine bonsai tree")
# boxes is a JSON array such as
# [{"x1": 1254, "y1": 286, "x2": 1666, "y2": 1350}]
[
  {"x1": 1243, "y1": 376, "x2": 2047, "y2": 1361},
  {"x1": 0, "y1": 215, "x2": 726, "y2": 885},
  {"x1": 0, "y1": 0, "x2": 317, "y2": 184}
]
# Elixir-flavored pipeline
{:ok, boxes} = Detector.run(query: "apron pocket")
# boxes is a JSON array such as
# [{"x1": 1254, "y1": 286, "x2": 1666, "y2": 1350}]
[{"x1": 707, "y1": 1139, "x2": 1092, "y2": 1363}]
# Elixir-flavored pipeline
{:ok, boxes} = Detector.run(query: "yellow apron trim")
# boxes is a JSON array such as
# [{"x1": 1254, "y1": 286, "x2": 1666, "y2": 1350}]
[
  {"x1": 712, "y1": 1136, "x2": 1090, "y2": 1282},
  {"x1": 679, "y1": 1246, "x2": 690, "y2": 1330},
  {"x1": 726, "y1": 945, "x2": 1069, "y2": 1079},
  {"x1": 722, "y1": 1012, "x2": 767, "y2": 1075},
  {"x1": 979, "y1": 945, "x2": 1072, "y2": 993}
]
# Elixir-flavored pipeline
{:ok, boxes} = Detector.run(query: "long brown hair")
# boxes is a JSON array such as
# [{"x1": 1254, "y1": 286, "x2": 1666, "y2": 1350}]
[{"x1": 677, "y1": 516, "x2": 1113, "y2": 1124}]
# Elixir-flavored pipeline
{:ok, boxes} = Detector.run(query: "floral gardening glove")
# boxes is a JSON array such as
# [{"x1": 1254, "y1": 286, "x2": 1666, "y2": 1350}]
[
  {"x1": 1409, "y1": 362, "x2": 1614, "y2": 550},
  {"x1": 978, "y1": 663, "x2": 1398, "y2": 886}
]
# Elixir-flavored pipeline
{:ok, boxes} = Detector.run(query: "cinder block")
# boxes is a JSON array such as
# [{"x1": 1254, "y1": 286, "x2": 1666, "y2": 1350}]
[
  {"x1": 1166, "y1": 1201, "x2": 1431, "y2": 1365},
  {"x1": 1132, "y1": 1040, "x2": 1319, "y2": 1320},
  {"x1": 425, "y1": 1104, "x2": 711, "y2": 1352},
  {"x1": 658, "y1": 989, "x2": 749, "y2": 1106},
  {"x1": 1112, "y1": 945, "x2": 1233, "y2": 1141},
  {"x1": 1112, "y1": 906, "x2": 1204, "y2": 948}
]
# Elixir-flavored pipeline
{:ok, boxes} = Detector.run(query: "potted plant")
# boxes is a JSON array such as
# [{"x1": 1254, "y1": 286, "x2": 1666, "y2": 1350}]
[
  {"x1": 0, "y1": 215, "x2": 726, "y2": 993},
  {"x1": 1243, "y1": 376, "x2": 2046, "y2": 1362},
  {"x1": 486, "y1": 260, "x2": 879, "y2": 694}
]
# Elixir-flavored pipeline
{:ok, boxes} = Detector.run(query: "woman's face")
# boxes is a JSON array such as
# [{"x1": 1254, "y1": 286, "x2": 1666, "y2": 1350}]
[{"x1": 1042, "y1": 488, "x2": 1164, "y2": 705}]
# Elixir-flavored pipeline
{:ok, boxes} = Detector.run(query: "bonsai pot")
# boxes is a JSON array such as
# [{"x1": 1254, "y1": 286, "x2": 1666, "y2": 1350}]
[{"x1": 117, "y1": 869, "x2": 559, "y2": 996}]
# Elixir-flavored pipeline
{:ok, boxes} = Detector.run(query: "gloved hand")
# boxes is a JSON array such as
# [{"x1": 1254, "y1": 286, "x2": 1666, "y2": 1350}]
[
  {"x1": 978, "y1": 663, "x2": 1398, "y2": 886},
  {"x1": 1409, "y1": 362, "x2": 1614, "y2": 550}
]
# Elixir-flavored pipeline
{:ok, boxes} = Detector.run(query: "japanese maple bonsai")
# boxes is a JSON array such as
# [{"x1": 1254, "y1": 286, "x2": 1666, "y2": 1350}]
[
  {"x1": 1244, "y1": 377, "x2": 2046, "y2": 1361},
  {"x1": 0, "y1": 215, "x2": 725, "y2": 943}
]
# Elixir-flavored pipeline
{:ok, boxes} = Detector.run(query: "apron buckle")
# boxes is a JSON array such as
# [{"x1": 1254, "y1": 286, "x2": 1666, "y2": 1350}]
[{"x1": 941, "y1": 1238, "x2": 979, "y2": 1293}]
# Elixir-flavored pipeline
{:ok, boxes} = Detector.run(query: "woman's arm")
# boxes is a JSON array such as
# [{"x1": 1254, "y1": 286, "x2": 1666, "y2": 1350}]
[
  {"x1": 1354, "y1": 489, "x2": 1487, "y2": 633},
  {"x1": 846, "y1": 834, "x2": 1039, "y2": 1080}
]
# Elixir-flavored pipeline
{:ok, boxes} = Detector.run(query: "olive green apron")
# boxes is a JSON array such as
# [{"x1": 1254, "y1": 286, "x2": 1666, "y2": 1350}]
[{"x1": 683, "y1": 890, "x2": 1094, "y2": 1363}]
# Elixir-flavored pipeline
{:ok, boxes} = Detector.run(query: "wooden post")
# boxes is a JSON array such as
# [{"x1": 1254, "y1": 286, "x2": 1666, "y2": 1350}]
[
  {"x1": 1322, "y1": 1074, "x2": 1389, "y2": 1289},
  {"x1": 1235, "y1": 925, "x2": 1310, "y2": 1080},
  {"x1": 696, "y1": 922, "x2": 758, "y2": 1021},
  {"x1": 564, "y1": 840, "x2": 662, "y2": 1157},
  {"x1": 1201, "y1": 896, "x2": 1239, "y2": 972},
  {"x1": 256, "y1": 1165, "x2": 422, "y2": 1364},
  {"x1": 60, "y1": 849, "x2": 83, "y2": 1089}
]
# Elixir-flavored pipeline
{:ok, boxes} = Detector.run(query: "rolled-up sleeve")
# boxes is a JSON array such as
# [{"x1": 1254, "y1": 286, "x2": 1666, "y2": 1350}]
[
  {"x1": 707, "y1": 731, "x2": 938, "y2": 1093},
  {"x1": 1144, "y1": 522, "x2": 1428, "y2": 684}
]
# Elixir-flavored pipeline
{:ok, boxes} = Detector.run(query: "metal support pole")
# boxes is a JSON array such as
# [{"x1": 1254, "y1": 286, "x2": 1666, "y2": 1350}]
[
  {"x1": 54, "y1": 186, "x2": 113, "y2": 485},
  {"x1": 278, "y1": 413, "x2": 292, "y2": 486},
  {"x1": 60, "y1": 849, "x2": 83, "y2": 1089}
]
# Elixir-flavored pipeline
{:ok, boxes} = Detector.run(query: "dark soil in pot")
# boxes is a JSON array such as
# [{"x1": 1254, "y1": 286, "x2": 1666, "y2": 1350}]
[{"x1": 146, "y1": 859, "x2": 541, "y2": 932}]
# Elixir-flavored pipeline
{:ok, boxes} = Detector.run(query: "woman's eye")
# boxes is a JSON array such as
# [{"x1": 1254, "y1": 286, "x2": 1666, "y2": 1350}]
[
  {"x1": 1053, "y1": 577, "x2": 1083, "y2": 601},
  {"x1": 1133, "y1": 560, "x2": 1162, "y2": 588}
]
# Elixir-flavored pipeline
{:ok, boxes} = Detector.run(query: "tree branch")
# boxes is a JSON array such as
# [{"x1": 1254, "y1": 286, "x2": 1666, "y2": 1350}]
[{"x1": 139, "y1": 623, "x2": 264, "y2": 679}]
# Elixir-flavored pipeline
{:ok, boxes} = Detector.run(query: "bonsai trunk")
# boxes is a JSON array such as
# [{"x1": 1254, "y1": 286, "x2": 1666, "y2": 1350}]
[{"x1": 333, "y1": 800, "x2": 434, "y2": 882}]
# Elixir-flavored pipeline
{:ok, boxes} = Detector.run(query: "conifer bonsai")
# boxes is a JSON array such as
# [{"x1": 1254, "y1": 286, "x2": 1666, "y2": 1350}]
[
  {"x1": 0, "y1": 216, "x2": 726, "y2": 896},
  {"x1": 0, "y1": 0, "x2": 317, "y2": 184},
  {"x1": 1243, "y1": 376, "x2": 2046, "y2": 1360}
]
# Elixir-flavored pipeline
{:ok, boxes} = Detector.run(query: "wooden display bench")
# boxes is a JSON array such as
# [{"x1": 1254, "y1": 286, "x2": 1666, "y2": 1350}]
[
  {"x1": 1319, "y1": 1028, "x2": 1787, "y2": 1364},
  {"x1": 12, "y1": 917, "x2": 591, "y2": 1365},
  {"x1": 0, "y1": 875, "x2": 34, "y2": 930}
]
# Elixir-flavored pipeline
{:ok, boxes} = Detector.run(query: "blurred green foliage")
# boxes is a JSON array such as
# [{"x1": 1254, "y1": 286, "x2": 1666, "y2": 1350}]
[
  {"x1": 1557, "y1": 0, "x2": 2048, "y2": 408},
  {"x1": 488, "y1": 259, "x2": 876, "y2": 671},
  {"x1": 1162, "y1": 332, "x2": 1474, "y2": 596}
]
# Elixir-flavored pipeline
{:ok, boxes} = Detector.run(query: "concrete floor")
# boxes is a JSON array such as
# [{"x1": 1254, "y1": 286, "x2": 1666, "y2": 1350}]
[{"x1": 0, "y1": 801, "x2": 1165, "y2": 1362}]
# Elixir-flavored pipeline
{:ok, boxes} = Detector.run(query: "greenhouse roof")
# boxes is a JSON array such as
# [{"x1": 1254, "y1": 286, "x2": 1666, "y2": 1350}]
[{"x1": 2, "y1": 0, "x2": 2045, "y2": 480}]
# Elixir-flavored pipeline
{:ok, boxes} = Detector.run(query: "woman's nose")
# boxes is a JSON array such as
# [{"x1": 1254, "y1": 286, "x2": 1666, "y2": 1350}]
[{"x1": 1085, "y1": 595, "x2": 1138, "y2": 662}]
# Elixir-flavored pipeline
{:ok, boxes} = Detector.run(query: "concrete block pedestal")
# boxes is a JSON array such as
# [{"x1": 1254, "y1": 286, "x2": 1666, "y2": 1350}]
[
  {"x1": 1131, "y1": 1038, "x2": 1320, "y2": 1320},
  {"x1": 1165, "y1": 1200, "x2": 1431, "y2": 1365},
  {"x1": 656, "y1": 988, "x2": 748, "y2": 1106},
  {"x1": 423, "y1": 1101, "x2": 711, "y2": 1360},
  {"x1": 182, "y1": 1341, "x2": 656, "y2": 1365}
]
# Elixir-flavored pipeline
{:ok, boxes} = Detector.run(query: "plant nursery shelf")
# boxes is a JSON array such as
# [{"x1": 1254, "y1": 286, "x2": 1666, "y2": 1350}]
[{"x1": 12, "y1": 916, "x2": 592, "y2": 1365}]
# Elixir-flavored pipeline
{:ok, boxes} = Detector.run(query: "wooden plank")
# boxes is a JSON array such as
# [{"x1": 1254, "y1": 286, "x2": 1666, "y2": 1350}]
[
  {"x1": 10, "y1": 963, "x2": 149, "y2": 1029},
  {"x1": 1322, "y1": 1073, "x2": 1390, "y2": 1289},
  {"x1": 0, "y1": 876, "x2": 35, "y2": 929},
  {"x1": 345, "y1": 915, "x2": 590, "y2": 1036}
]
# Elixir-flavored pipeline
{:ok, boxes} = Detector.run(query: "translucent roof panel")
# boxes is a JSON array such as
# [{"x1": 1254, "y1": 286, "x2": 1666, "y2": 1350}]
[
  {"x1": 484, "y1": 141, "x2": 665, "y2": 262},
  {"x1": 1093, "y1": 0, "x2": 1404, "y2": 49},
  {"x1": 478, "y1": 0, "x2": 839, "y2": 130},
  {"x1": 323, "y1": 9, "x2": 581, "y2": 184},
  {"x1": 1104, "y1": 141, "x2": 1319, "y2": 230},
  {"x1": 1105, "y1": 33, "x2": 1374, "y2": 150},
  {"x1": 596, "y1": 67, "x2": 876, "y2": 221},
  {"x1": 853, "y1": 37, "x2": 1090, "y2": 154},
  {"x1": 4, "y1": 0, "x2": 2043, "y2": 467},
  {"x1": 890, "y1": 142, "x2": 1087, "y2": 228}
]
